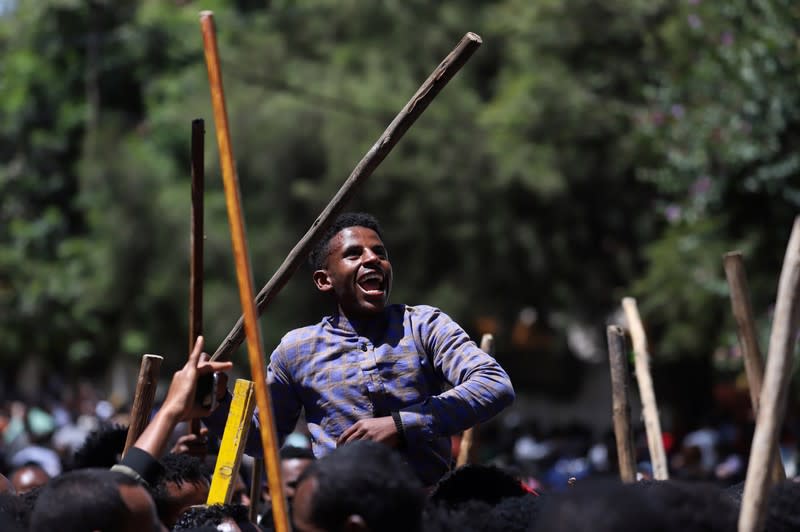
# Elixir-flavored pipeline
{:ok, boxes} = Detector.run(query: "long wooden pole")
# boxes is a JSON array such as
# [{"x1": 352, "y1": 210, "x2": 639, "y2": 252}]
[
  {"x1": 211, "y1": 31, "x2": 483, "y2": 362},
  {"x1": 199, "y1": 12, "x2": 289, "y2": 532},
  {"x1": 189, "y1": 118, "x2": 205, "y2": 437},
  {"x1": 123, "y1": 354, "x2": 163, "y2": 456},
  {"x1": 456, "y1": 333, "x2": 494, "y2": 467},
  {"x1": 723, "y1": 252, "x2": 784, "y2": 483},
  {"x1": 739, "y1": 217, "x2": 800, "y2": 532},
  {"x1": 606, "y1": 325, "x2": 637, "y2": 483},
  {"x1": 622, "y1": 297, "x2": 669, "y2": 480},
  {"x1": 249, "y1": 458, "x2": 263, "y2": 523}
]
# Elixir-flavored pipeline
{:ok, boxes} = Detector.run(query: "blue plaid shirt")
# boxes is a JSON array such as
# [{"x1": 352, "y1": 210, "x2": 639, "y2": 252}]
[{"x1": 206, "y1": 304, "x2": 514, "y2": 485}]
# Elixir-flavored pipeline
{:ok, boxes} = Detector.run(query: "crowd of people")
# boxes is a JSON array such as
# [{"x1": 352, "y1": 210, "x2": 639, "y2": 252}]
[{"x1": 0, "y1": 212, "x2": 797, "y2": 531}]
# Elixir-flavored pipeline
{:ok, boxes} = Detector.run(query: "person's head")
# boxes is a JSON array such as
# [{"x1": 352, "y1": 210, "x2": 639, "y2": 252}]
[
  {"x1": 309, "y1": 213, "x2": 392, "y2": 319},
  {"x1": 764, "y1": 480, "x2": 800, "y2": 532},
  {"x1": 151, "y1": 453, "x2": 210, "y2": 528},
  {"x1": 10, "y1": 464, "x2": 50, "y2": 494},
  {"x1": 279, "y1": 445, "x2": 315, "y2": 505},
  {"x1": 70, "y1": 424, "x2": 128, "y2": 470},
  {"x1": 30, "y1": 468, "x2": 165, "y2": 532},
  {"x1": 173, "y1": 503, "x2": 257, "y2": 532},
  {"x1": 430, "y1": 464, "x2": 528, "y2": 507},
  {"x1": 292, "y1": 440, "x2": 425, "y2": 532}
]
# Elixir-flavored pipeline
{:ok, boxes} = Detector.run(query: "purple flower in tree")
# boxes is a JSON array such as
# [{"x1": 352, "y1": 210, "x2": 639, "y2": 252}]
[
  {"x1": 690, "y1": 175, "x2": 712, "y2": 197},
  {"x1": 688, "y1": 14, "x2": 702, "y2": 29},
  {"x1": 664, "y1": 204, "x2": 682, "y2": 223},
  {"x1": 651, "y1": 110, "x2": 665, "y2": 125},
  {"x1": 670, "y1": 104, "x2": 685, "y2": 119},
  {"x1": 721, "y1": 31, "x2": 734, "y2": 46}
]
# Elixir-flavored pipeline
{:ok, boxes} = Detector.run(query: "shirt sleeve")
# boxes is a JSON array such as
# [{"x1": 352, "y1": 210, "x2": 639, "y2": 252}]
[
  {"x1": 398, "y1": 306, "x2": 515, "y2": 445},
  {"x1": 203, "y1": 343, "x2": 302, "y2": 457},
  {"x1": 111, "y1": 447, "x2": 164, "y2": 487}
]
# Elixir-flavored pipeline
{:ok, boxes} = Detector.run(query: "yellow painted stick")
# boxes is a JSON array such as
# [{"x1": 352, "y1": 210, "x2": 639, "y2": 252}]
[
  {"x1": 207, "y1": 379, "x2": 257, "y2": 505},
  {"x1": 199, "y1": 11, "x2": 289, "y2": 532}
]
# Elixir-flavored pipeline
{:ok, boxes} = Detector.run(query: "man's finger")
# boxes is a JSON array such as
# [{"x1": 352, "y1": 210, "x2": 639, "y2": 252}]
[
  {"x1": 338, "y1": 424, "x2": 359, "y2": 445},
  {"x1": 188, "y1": 335, "x2": 205, "y2": 366},
  {"x1": 197, "y1": 361, "x2": 233, "y2": 374}
]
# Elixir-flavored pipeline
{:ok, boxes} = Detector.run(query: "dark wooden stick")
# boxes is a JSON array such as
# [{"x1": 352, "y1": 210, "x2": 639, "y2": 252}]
[
  {"x1": 200, "y1": 11, "x2": 290, "y2": 532},
  {"x1": 456, "y1": 333, "x2": 493, "y2": 467},
  {"x1": 739, "y1": 217, "x2": 800, "y2": 532},
  {"x1": 211, "y1": 31, "x2": 483, "y2": 361},
  {"x1": 249, "y1": 458, "x2": 263, "y2": 523},
  {"x1": 622, "y1": 297, "x2": 669, "y2": 480},
  {"x1": 607, "y1": 325, "x2": 637, "y2": 483},
  {"x1": 723, "y1": 252, "x2": 784, "y2": 483},
  {"x1": 189, "y1": 118, "x2": 205, "y2": 437},
  {"x1": 122, "y1": 354, "x2": 163, "y2": 456}
]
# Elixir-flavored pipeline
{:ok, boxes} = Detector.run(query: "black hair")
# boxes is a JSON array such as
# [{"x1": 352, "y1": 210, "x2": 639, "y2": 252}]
[
  {"x1": 423, "y1": 493, "x2": 541, "y2": 532},
  {"x1": 70, "y1": 424, "x2": 128, "y2": 470},
  {"x1": 307, "y1": 212, "x2": 384, "y2": 270},
  {"x1": 430, "y1": 464, "x2": 528, "y2": 507},
  {"x1": 764, "y1": 480, "x2": 800, "y2": 532},
  {"x1": 280, "y1": 445, "x2": 316, "y2": 461},
  {"x1": 172, "y1": 503, "x2": 249, "y2": 530},
  {"x1": 150, "y1": 453, "x2": 210, "y2": 526},
  {"x1": 299, "y1": 440, "x2": 425, "y2": 532},
  {"x1": 29, "y1": 468, "x2": 141, "y2": 532}
]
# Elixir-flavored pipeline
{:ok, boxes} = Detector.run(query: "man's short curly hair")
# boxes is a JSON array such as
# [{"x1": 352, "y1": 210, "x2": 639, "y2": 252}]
[{"x1": 307, "y1": 213, "x2": 384, "y2": 270}]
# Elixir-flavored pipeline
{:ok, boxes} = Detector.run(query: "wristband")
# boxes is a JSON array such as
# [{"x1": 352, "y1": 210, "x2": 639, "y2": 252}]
[{"x1": 391, "y1": 411, "x2": 407, "y2": 448}]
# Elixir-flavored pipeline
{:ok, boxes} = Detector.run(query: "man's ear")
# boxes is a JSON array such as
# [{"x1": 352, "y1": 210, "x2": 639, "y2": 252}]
[
  {"x1": 343, "y1": 515, "x2": 369, "y2": 532},
  {"x1": 313, "y1": 269, "x2": 333, "y2": 292}
]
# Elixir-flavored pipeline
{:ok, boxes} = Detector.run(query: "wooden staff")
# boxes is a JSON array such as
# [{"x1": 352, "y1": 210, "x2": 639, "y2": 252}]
[
  {"x1": 739, "y1": 217, "x2": 800, "y2": 532},
  {"x1": 199, "y1": 11, "x2": 290, "y2": 532},
  {"x1": 189, "y1": 118, "x2": 205, "y2": 437},
  {"x1": 249, "y1": 458, "x2": 263, "y2": 523},
  {"x1": 122, "y1": 354, "x2": 163, "y2": 456},
  {"x1": 723, "y1": 252, "x2": 784, "y2": 483},
  {"x1": 211, "y1": 31, "x2": 483, "y2": 362},
  {"x1": 456, "y1": 333, "x2": 494, "y2": 467},
  {"x1": 622, "y1": 297, "x2": 669, "y2": 480},
  {"x1": 207, "y1": 379, "x2": 256, "y2": 504},
  {"x1": 606, "y1": 325, "x2": 637, "y2": 483}
]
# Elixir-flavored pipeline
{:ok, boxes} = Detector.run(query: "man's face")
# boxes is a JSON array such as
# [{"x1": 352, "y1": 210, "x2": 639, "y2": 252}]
[
  {"x1": 11, "y1": 465, "x2": 49, "y2": 494},
  {"x1": 163, "y1": 478, "x2": 210, "y2": 528},
  {"x1": 314, "y1": 226, "x2": 392, "y2": 318},
  {"x1": 282, "y1": 458, "x2": 313, "y2": 504}
]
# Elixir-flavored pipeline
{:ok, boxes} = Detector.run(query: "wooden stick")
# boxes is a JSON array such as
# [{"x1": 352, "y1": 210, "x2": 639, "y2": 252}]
[
  {"x1": 738, "y1": 217, "x2": 800, "y2": 532},
  {"x1": 606, "y1": 325, "x2": 637, "y2": 483},
  {"x1": 211, "y1": 31, "x2": 483, "y2": 362},
  {"x1": 189, "y1": 118, "x2": 205, "y2": 437},
  {"x1": 723, "y1": 252, "x2": 784, "y2": 483},
  {"x1": 621, "y1": 297, "x2": 669, "y2": 480},
  {"x1": 199, "y1": 11, "x2": 290, "y2": 532},
  {"x1": 207, "y1": 379, "x2": 256, "y2": 504},
  {"x1": 249, "y1": 458, "x2": 263, "y2": 523},
  {"x1": 456, "y1": 333, "x2": 493, "y2": 467},
  {"x1": 122, "y1": 354, "x2": 164, "y2": 456}
]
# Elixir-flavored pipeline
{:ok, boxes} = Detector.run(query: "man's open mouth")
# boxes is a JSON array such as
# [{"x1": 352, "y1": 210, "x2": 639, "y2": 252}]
[{"x1": 357, "y1": 271, "x2": 385, "y2": 295}]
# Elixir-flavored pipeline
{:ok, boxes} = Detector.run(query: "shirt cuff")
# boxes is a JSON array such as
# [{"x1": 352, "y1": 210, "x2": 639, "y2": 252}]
[
  {"x1": 399, "y1": 403, "x2": 435, "y2": 444},
  {"x1": 114, "y1": 447, "x2": 164, "y2": 487}
]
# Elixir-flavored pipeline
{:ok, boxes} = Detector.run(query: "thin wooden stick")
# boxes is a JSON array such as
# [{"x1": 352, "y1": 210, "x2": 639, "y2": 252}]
[
  {"x1": 723, "y1": 252, "x2": 784, "y2": 483},
  {"x1": 122, "y1": 354, "x2": 163, "y2": 456},
  {"x1": 207, "y1": 379, "x2": 256, "y2": 504},
  {"x1": 739, "y1": 217, "x2": 800, "y2": 532},
  {"x1": 249, "y1": 458, "x2": 263, "y2": 523},
  {"x1": 622, "y1": 297, "x2": 669, "y2": 480},
  {"x1": 211, "y1": 31, "x2": 483, "y2": 362},
  {"x1": 606, "y1": 325, "x2": 637, "y2": 483},
  {"x1": 189, "y1": 118, "x2": 205, "y2": 437},
  {"x1": 199, "y1": 11, "x2": 290, "y2": 532},
  {"x1": 456, "y1": 333, "x2": 493, "y2": 467}
]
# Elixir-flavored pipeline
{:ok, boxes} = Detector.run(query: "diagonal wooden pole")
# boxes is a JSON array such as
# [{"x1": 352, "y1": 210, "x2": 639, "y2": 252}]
[
  {"x1": 211, "y1": 31, "x2": 483, "y2": 362},
  {"x1": 622, "y1": 297, "x2": 669, "y2": 480},
  {"x1": 607, "y1": 325, "x2": 637, "y2": 483},
  {"x1": 723, "y1": 252, "x2": 784, "y2": 483},
  {"x1": 123, "y1": 354, "x2": 163, "y2": 457},
  {"x1": 189, "y1": 118, "x2": 205, "y2": 437},
  {"x1": 200, "y1": 11, "x2": 289, "y2": 532},
  {"x1": 739, "y1": 217, "x2": 800, "y2": 532}
]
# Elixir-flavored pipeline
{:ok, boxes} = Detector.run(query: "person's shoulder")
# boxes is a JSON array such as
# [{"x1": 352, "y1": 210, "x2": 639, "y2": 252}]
[
  {"x1": 272, "y1": 317, "x2": 330, "y2": 360},
  {"x1": 402, "y1": 304, "x2": 452, "y2": 320}
]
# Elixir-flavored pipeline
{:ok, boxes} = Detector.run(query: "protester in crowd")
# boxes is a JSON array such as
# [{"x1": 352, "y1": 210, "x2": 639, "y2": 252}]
[
  {"x1": 430, "y1": 464, "x2": 533, "y2": 507},
  {"x1": 291, "y1": 440, "x2": 426, "y2": 532},
  {"x1": 172, "y1": 503, "x2": 259, "y2": 532},
  {"x1": 9, "y1": 463, "x2": 49, "y2": 493},
  {"x1": 206, "y1": 213, "x2": 515, "y2": 486},
  {"x1": 271, "y1": 445, "x2": 315, "y2": 506},
  {"x1": 150, "y1": 452, "x2": 211, "y2": 528},
  {"x1": 763, "y1": 480, "x2": 800, "y2": 532},
  {"x1": 70, "y1": 424, "x2": 128, "y2": 470}
]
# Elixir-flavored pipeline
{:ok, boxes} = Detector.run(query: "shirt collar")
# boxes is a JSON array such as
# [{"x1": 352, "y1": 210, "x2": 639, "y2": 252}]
[{"x1": 328, "y1": 308, "x2": 390, "y2": 338}]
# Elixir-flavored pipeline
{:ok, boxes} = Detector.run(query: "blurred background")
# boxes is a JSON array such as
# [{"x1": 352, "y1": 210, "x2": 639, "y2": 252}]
[{"x1": 1, "y1": 0, "x2": 799, "y2": 488}]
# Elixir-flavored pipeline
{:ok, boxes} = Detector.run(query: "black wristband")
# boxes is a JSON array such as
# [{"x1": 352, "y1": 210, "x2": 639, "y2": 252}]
[{"x1": 391, "y1": 411, "x2": 407, "y2": 448}]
